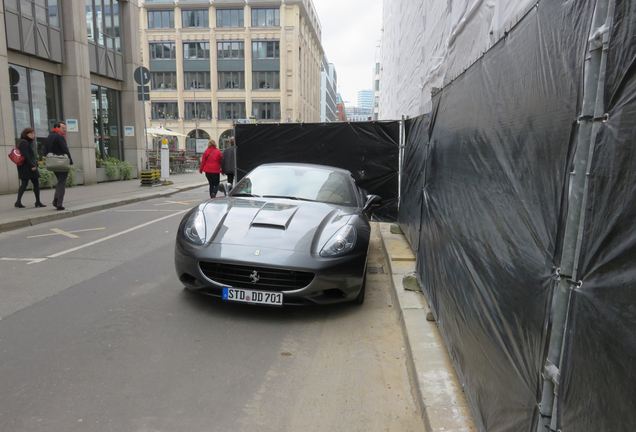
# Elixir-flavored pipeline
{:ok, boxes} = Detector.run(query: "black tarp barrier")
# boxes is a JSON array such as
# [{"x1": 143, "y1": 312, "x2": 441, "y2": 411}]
[
  {"x1": 402, "y1": 1, "x2": 595, "y2": 430},
  {"x1": 233, "y1": 122, "x2": 400, "y2": 221},
  {"x1": 398, "y1": 115, "x2": 430, "y2": 249},
  {"x1": 558, "y1": 1, "x2": 636, "y2": 429}
]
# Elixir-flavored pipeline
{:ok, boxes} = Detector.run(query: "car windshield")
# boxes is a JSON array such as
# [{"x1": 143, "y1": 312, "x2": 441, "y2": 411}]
[{"x1": 231, "y1": 166, "x2": 356, "y2": 206}]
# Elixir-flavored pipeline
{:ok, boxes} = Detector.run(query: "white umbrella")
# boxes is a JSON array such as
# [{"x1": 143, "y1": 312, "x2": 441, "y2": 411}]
[{"x1": 145, "y1": 127, "x2": 188, "y2": 137}]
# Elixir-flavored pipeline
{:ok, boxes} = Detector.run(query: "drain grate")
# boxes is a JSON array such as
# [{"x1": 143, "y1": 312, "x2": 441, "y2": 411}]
[{"x1": 367, "y1": 266, "x2": 385, "y2": 274}]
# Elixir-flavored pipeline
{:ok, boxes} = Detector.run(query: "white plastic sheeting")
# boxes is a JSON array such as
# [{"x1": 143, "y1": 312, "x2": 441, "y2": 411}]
[{"x1": 379, "y1": 0, "x2": 536, "y2": 119}]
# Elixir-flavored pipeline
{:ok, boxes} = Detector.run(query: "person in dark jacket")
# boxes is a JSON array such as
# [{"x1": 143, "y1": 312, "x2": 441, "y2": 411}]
[
  {"x1": 199, "y1": 139, "x2": 222, "y2": 198},
  {"x1": 221, "y1": 136, "x2": 236, "y2": 185},
  {"x1": 15, "y1": 127, "x2": 46, "y2": 208},
  {"x1": 45, "y1": 121, "x2": 73, "y2": 210}
]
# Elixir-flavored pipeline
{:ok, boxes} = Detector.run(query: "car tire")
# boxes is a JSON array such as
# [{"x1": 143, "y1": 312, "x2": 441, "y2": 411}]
[{"x1": 354, "y1": 272, "x2": 367, "y2": 305}]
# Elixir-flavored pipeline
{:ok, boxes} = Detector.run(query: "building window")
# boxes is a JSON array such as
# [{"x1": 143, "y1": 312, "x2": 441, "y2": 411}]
[
  {"x1": 252, "y1": 41, "x2": 279, "y2": 59},
  {"x1": 151, "y1": 102, "x2": 179, "y2": 120},
  {"x1": 148, "y1": 10, "x2": 174, "y2": 29},
  {"x1": 182, "y1": 9, "x2": 208, "y2": 28},
  {"x1": 185, "y1": 72, "x2": 211, "y2": 89},
  {"x1": 218, "y1": 72, "x2": 245, "y2": 90},
  {"x1": 9, "y1": 64, "x2": 62, "y2": 157},
  {"x1": 252, "y1": 102, "x2": 280, "y2": 120},
  {"x1": 151, "y1": 72, "x2": 177, "y2": 90},
  {"x1": 217, "y1": 42, "x2": 244, "y2": 59},
  {"x1": 216, "y1": 9, "x2": 244, "y2": 28},
  {"x1": 218, "y1": 102, "x2": 247, "y2": 120},
  {"x1": 183, "y1": 42, "x2": 210, "y2": 59},
  {"x1": 184, "y1": 102, "x2": 212, "y2": 121},
  {"x1": 251, "y1": 8, "x2": 279, "y2": 27},
  {"x1": 86, "y1": 0, "x2": 121, "y2": 51},
  {"x1": 252, "y1": 71, "x2": 279, "y2": 89},
  {"x1": 17, "y1": 0, "x2": 60, "y2": 27},
  {"x1": 149, "y1": 42, "x2": 176, "y2": 59},
  {"x1": 91, "y1": 85, "x2": 123, "y2": 161}
]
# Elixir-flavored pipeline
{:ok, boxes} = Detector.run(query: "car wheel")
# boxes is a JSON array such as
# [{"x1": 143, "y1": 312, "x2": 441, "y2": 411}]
[{"x1": 354, "y1": 271, "x2": 367, "y2": 305}]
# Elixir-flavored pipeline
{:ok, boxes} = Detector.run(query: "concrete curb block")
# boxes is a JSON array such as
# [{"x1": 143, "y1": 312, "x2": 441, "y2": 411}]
[
  {"x1": 379, "y1": 223, "x2": 477, "y2": 432},
  {"x1": 0, "y1": 182, "x2": 208, "y2": 233}
]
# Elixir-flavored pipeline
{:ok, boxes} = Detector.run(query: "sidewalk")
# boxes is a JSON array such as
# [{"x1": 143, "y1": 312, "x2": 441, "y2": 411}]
[
  {"x1": 0, "y1": 174, "x2": 477, "y2": 431},
  {"x1": 0, "y1": 172, "x2": 209, "y2": 233},
  {"x1": 379, "y1": 223, "x2": 478, "y2": 431}
]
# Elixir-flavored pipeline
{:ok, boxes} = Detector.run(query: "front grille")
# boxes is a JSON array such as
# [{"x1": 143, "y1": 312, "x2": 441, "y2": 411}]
[{"x1": 199, "y1": 262, "x2": 315, "y2": 292}]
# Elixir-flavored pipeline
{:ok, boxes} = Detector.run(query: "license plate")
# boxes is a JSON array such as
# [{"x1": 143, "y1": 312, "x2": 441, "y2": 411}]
[{"x1": 222, "y1": 287, "x2": 283, "y2": 306}]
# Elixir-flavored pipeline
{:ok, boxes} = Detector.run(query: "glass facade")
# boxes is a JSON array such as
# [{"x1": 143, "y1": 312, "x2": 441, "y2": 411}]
[
  {"x1": 9, "y1": 64, "x2": 62, "y2": 156},
  {"x1": 91, "y1": 85, "x2": 123, "y2": 160}
]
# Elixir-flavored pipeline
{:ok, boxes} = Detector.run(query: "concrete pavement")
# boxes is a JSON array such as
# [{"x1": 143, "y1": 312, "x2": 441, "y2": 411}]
[{"x1": 0, "y1": 173, "x2": 477, "y2": 431}]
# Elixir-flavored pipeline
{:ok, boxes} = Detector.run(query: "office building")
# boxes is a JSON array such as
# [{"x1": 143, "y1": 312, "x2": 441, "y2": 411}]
[
  {"x1": 139, "y1": 0, "x2": 324, "y2": 150},
  {"x1": 357, "y1": 89, "x2": 372, "y2": 110},
  {"x1": 1, "y1": 1, "x2": 147, "y2": 194},
  {"x1": 320, "y1": 55, "x2": 337, "y2": 122}
]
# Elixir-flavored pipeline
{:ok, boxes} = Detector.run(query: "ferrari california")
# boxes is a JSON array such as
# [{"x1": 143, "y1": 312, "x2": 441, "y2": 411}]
[{"x1": 174, "y1": 163, "x2": 382, "y2": 306}]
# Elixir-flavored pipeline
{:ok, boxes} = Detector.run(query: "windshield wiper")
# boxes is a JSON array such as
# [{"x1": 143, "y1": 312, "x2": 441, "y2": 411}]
[
  {"x1": 232, "y1": 193, "x2": 261, "y2": 198},
  {"x1": 262, "y1": 195, "x2": 316, "y2": 202}
]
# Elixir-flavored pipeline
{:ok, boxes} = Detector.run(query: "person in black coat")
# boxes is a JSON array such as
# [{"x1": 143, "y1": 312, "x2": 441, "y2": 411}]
[
  {"x1": 45, "y1": 121, "x2": 73, "y2": 210},
  {"x1": 15, "y1": 127, "x2": 46, "y2": 208},
  {"x1": 221, "y1": 136, "x2": 236, "y2": 186}
]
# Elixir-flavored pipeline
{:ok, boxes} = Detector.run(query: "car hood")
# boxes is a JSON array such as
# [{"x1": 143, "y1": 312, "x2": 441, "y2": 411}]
[{"x1": 200, "y1": 197, "x2": 355, "y2": 252}]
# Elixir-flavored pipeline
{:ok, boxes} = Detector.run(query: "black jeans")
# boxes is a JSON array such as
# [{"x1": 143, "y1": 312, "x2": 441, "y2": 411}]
[
  {"x1": 226, "y1": 173, "x2": 235, "y2": 186},
  {"x1": 205, "y1": 172, "x2": 220, "y2": 198},
  {"x1": 16, "y1": 178, "x2": 41, "y2": 205},
  {"x1": 53, "y1": 171, "x2": 68, "y2": 206}
]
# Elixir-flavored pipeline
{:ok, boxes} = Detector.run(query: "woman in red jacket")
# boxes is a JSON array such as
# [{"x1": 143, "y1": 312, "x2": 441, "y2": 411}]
[{"x1": 199, "y1": 139, "x2": 223, "y2": 198}]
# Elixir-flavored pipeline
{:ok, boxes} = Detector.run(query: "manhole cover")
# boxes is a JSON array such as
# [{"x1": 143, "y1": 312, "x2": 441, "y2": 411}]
[{"x1": 368, "y1": 266, "x2": 384, "y2": 274}]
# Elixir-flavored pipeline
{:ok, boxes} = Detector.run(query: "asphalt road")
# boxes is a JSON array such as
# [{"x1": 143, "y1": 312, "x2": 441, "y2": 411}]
[{"x1": 0, "y1": 188, "x2": 422, "y2": 432}]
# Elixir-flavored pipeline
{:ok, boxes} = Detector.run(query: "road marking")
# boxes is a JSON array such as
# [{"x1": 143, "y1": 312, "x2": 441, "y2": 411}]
[
  {"x1": 1, "y1": 211, "x2": 187, "y2": 264},
  {"x1": 0, "y1": 257, "x2": 47, "y2": 265},
  {"x1": 155, "y1": 199, "x2": 202, "y2": 206},
  {"x1": 47, "y1": 210, "x2": 187, "y2": 259},
  {"x1": 27, "y1": 227, "x2": 106, "y2": 239}
]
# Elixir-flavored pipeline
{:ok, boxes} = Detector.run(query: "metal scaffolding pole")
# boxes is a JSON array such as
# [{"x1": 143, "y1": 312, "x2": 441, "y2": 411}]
[{"x1": 536, "y1": 1, "x2": 614, "y2": 431}]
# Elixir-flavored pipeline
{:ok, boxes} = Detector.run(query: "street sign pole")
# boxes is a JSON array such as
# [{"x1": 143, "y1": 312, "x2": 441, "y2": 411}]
[
  {"x1": 142, "y1": 84, "x2": 149, "y2": 170},
  {"x1": 134, "y1": 66, "x2": 151, "y2": 171}
]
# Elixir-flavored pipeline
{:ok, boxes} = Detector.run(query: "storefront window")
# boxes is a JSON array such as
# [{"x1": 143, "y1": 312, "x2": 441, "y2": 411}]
[{"x1": 92, "y1": 84, "x2": 123, "y2": 160}]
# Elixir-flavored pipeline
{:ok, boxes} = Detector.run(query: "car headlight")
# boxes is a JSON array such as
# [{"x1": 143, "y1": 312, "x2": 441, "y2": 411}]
[
  {"x1": 183, "y1": 209, "x2": 206, "y2": 245},
  {"x1": 320, "y1": 224, "x2": 357, "y2": 257}
]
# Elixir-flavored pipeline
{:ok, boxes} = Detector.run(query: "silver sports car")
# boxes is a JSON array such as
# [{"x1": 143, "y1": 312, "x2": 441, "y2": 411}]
[{"x1": 175, "y1": 163, "x2": 382, "y2": 306}]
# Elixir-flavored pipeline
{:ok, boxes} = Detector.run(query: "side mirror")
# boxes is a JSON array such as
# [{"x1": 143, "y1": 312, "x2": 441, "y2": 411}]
[
  {"x1": 219, "y1": 181, "x2": 232, "y2": 196},
  {"x1": 363, "y1": 194, "x2": 382, "y2": 212}
]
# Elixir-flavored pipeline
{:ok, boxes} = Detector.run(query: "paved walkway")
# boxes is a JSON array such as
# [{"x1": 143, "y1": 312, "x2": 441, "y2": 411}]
[{"x1": 0, "y1": 173, "x2": 477, "y2": 431}]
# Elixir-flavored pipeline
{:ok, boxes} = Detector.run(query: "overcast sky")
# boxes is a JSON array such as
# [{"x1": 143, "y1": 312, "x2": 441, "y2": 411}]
[{"x1": 313, "y1": 0, "x2": 383, "y2": 106}]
